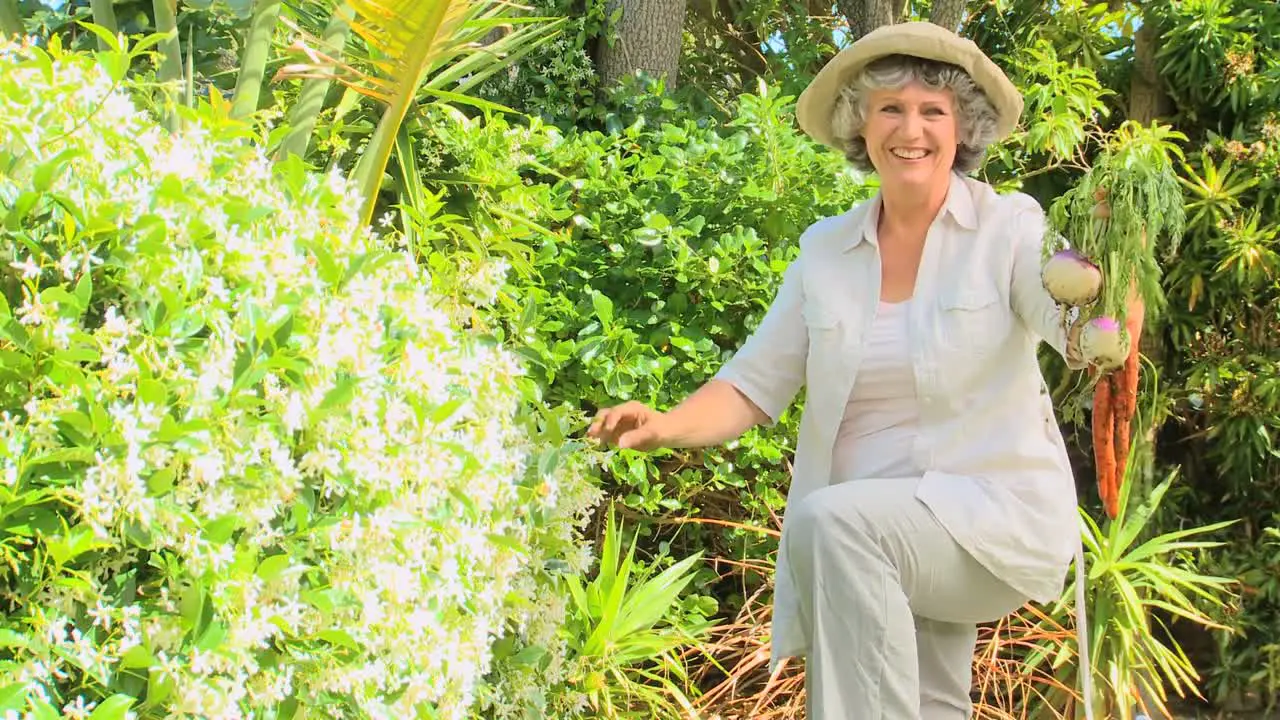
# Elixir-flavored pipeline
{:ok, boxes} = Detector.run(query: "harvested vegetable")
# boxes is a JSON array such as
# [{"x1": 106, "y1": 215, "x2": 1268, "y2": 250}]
[
  {"x1": 1092, "y1": 371, "x2": 1117, "y2": 518},
  {"x1": 1113, "y1": 299, "x2": 1146, "y2": 498},
  {"x1": 1048, "y1": 121, "x2": 1187, "y2": 518},
  {"x1": 1042, "y1": 249, "x2": 1103, "y2": 306},
  {"x1": 1079, "y1": 316, "x2": 1129, "y2": 371}
]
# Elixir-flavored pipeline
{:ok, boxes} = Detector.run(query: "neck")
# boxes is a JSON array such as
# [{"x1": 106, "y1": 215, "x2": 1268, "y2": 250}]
[{"x1": 878, "y1": 174, "x2": 951, "y2": 239}]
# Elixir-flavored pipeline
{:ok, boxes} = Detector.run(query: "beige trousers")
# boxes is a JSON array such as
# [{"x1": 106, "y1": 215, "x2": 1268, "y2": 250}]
[{"x1": 782, "y1": 476, "x2": 1028, "y2": 719}]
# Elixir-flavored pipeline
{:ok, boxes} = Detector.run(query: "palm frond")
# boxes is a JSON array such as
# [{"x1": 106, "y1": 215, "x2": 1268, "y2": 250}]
[{"x1": 276, "y1": 0, "x2": 562, "y2": 225}]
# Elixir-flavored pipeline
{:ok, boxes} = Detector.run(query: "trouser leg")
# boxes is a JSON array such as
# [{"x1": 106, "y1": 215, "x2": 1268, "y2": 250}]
[
  {"x1": 784, "y1": 477, "x2": 1026, "y2": 720},
  {"x1": 916, "y1": 616, "x2": 979, "y2": 720}
]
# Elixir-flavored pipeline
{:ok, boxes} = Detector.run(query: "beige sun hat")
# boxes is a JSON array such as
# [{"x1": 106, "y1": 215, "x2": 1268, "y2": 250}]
[{"x1": 796, "y1": 21, "x2": 1024, "y2": 150}]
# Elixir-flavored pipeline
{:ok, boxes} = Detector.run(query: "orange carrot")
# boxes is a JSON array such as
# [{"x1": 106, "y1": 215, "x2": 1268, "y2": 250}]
[
  {"x1": 1113, "y1": 299, "x2": 1145, "y2": 514},
  {"x1": 1093, "y1": 372, "x2": 1117, "y2": 518},
  {"x1": 1114, "y1": 347, "x2": 1139, "y2": 496}
]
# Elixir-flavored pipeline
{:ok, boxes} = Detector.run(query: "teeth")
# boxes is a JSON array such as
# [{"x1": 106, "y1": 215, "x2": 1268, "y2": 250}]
[{"x1": 892, "y1": 149, "x2": 928, "y2": 159}]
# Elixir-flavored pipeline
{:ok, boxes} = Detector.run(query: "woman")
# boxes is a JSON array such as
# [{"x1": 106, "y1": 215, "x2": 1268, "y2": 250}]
[{"x1": 588, "y1": 22, "x2": 1096, "y2": 719}]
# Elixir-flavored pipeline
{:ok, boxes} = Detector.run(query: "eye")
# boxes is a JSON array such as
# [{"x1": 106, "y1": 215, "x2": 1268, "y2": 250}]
[
  {"x1": 879, "y1": 103, "x2": 901, "y2": 113},
  {"x1": 924, "y1": 106, "x2": 949, "y2": 116}
]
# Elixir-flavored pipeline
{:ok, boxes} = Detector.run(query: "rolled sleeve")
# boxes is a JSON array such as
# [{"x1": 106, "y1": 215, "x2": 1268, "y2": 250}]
[
  {"x1": 714, "y1": 256, "x2": 808, "y2": 425},
  {"x1": 1009, "y1": 198, "x2": 1089, "y2": 370}
]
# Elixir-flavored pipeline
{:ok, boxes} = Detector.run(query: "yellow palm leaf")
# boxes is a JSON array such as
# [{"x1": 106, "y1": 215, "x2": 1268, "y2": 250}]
[
  {"x1": 343, "y1": 0, "x2": 472, "y2": 224},
  {"x1": 275, "y1": 0, "x2": 562, "y2": 226},
  {"x1": 346, "y1": 0, "x2": 470, "y2": 99}
]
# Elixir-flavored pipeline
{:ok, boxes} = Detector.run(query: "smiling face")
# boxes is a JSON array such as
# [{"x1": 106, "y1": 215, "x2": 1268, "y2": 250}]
[{"x1": 860, "y1": 82, "x2": 959, "y2": 192}]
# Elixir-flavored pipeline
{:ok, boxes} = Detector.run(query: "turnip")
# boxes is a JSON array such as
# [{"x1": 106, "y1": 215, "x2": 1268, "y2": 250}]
[
  {"x1": 1079, "y1": 316, "x2": 1129, "y2": 371},
  {"x1": 1041, "y1": 249, "x2": 1103, "y2": 306}
]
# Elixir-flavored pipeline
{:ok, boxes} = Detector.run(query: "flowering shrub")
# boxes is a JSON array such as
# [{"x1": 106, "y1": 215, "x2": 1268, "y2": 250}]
[{"x1": 0, "y1": 38, "x2": 600, "y2": 719}]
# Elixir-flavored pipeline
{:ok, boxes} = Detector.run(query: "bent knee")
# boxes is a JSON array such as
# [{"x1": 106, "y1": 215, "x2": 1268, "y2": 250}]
[{"x1": 788, "y1": 483, "x2": 877, "y2": 545}]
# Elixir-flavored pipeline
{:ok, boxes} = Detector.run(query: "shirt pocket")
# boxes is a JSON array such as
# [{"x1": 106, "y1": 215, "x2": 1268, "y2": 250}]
[
  {"x1": 938, "y1": 284, "x2": 1008, "y2": 358},
  {"x1": 802, "y1": 301, "x2": 840, "y2": 333},
  {"x1": 801, "y1": 300, "x2": 845, "y2": 406}
]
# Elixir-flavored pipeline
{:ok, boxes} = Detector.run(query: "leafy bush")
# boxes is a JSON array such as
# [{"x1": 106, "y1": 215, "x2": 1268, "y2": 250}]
[
  {"x1": 0, "y1": 39, "x2": 602, "y2": 719},
  {"x1": 411, "y1": 82, "x2": 872, "y2": 588}
]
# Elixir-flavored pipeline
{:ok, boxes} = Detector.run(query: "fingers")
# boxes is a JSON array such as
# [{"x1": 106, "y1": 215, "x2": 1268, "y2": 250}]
[
  {"x1": 617, "y1": 426, "x2": 657, "y2": 451},
  {"x1": 588, "y1": 403, "x2": 628, "y2": 438},
  {"x1": 587, "y1": 401, "x2": 656, "y2": 449}
]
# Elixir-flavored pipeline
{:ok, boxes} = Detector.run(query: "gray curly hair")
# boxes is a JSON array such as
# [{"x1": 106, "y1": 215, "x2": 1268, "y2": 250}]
[{"x1": 830, "y1": 54, "x2": 1001, "y2": 174}]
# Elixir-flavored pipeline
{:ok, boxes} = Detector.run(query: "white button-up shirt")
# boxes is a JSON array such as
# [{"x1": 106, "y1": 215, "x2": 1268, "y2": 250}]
[{"x1": 715, "y1": 172, "x2": 1087, "y2": 665}]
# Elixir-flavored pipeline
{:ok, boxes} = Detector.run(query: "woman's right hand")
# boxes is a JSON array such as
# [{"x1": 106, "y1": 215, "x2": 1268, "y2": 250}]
[{"x1": 587, "y1": 401, "x2": 671, "y2": 452}]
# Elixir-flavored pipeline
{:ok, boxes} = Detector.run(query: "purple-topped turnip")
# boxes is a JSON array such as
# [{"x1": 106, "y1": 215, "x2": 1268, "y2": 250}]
[
  {"x1": 1079, "y1": 316, "x2": 1129, "y2": 371},
  {"x1": 1041, "y1": 249, "x2": 1102, "y2": 307}
]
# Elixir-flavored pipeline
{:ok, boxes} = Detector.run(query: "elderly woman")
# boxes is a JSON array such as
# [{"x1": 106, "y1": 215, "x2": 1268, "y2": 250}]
[{"x1": 588, "y1": 22, "x2": 1095, "y2": 719}]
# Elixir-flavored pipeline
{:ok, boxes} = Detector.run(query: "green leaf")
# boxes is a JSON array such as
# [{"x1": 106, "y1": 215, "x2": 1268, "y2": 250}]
[
  {"x1": 77, "y1": 19, "x2": 123, "y2": 52},
  {"x1": 4, "y1": 191, "x2": 40, "y2": 229},
  {"x1": 0, "y1": 630, "x2": 30, "y2": 651},
  {"x1": 87, "y1": 694, "x2": 136, "y2": 720},
  {"x1": 203, "y1": 515, "x2": 239, "y2": 544},
  {"x1": 40, "y1": 286, "x2": 82, "y2": 314},
  {"x1": 147, "y1": 468, "x2": 175, "y2": 495},
  {"x1": 32, "y1": 148, "x2": 84, "y2": 193},
  {"x1": 0, "y1": 682, "x2": 29, "y2": 712},
  {"x1": 536, "y1": 447, "x2": 560, "y2": 478},
  {"x1": 511, "y1": 644, "x2": 547, "y2": 666},
  {"x1": 317, "y1": 628, "x2": 362, "y2": 651},
  {"x1": 137, "y1": 378, "x2": 168, "y2": 408},
  {"x1": 429, "y1": 396, "x2": 466, "y2": 425},
  {"x1": 196, "y1": 620, "x2": 227, "y2": 651},
  {"x1": 256, "y1": 554, "x2": 292, "y2": 583},
  {"x1": 29, "y1": 698, "x2": 60, "y2": 720},
  {"x1": 592, "y1": 291, "x2": 614, "y2": 329},
  {"x1": 118, "y1": 644, "x2": 156, "y2": 670},
  {"x1": 28, "y1": 447, "x2": 95, "y2": 466},
  {"x1": 147, "y1": 666, "x2": 174, "y2": 706},
  {"x1": 46, "y1": 524, "x2": 111, "y2": 566},
  {"x1": 94, "y1": 50, "x2": 130, "y2": 83},
  {"x1": 180, "y1": 582, "x2": 205, "y2": 634},
  {"x1": 487, "y1": 532, "x2": 527, "y2": 554}
]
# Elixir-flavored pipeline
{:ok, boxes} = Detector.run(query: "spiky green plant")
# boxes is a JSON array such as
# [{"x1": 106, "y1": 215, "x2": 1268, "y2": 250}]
[{"x1": 562, "y1": 505, "x2": 713, "y2": 719}]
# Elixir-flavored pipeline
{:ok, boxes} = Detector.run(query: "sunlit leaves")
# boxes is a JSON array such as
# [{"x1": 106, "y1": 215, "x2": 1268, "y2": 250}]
[
  {"x1": 1001, "y1": 38, "x2": 1113, "y2": 170},
  {"x1": 1214, "y1": 209, "x2": 1279, "y2": 289},
  {"x1": 1179, "y1": 150, "x2": 1260, "y2": 233}
]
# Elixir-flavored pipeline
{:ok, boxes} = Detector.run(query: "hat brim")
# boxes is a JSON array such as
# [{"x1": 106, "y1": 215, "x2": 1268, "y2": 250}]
[{"x1": 796, "y1": 22, "x2": 1024, "y2": 151}]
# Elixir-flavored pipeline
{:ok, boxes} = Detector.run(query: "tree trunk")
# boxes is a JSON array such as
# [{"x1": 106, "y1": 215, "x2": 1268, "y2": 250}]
[
  {"x1": 89, "y1": 0, "x2": 119, "y2": 50},
  {"x1": 1127, "y1": 22, "x2": 1170, "y2": 124},
  {"x1": 598, "y1": 0, "x2": 687, "y2": 88},
  {"x1": 839, "y1": 0, "x2": 899, "y2": 41},
  {"x1": 0, "y1": 0, "x2": 22, "y2": 39},
  {"x1": 929, "y1": 0, "x2": 966, "y2": 32}
]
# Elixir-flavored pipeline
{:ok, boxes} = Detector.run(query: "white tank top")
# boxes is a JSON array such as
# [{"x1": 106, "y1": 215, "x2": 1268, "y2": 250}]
[{"x1": 831, "y1": 300, "x2": 923, "y2": 481}]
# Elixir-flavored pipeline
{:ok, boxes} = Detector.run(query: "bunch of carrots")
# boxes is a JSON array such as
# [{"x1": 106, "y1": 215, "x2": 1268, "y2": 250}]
[
  {"x1": 1043, "y1": 190, "x2": 1157, "y2": 520},
  {"x1": 1047, "y1": 119, "x2": 1186, "y2": 521}
]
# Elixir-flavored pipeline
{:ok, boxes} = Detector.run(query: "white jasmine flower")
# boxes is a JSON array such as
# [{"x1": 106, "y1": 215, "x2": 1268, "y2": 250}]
[{"x1": 9, "y1": 255, "x2": 40, "y2": 279}]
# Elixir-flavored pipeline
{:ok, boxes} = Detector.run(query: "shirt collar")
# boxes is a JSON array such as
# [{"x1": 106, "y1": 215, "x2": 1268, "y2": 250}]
[{"x1": 843, "y1": 172, "x2": 979, "y2": 251}]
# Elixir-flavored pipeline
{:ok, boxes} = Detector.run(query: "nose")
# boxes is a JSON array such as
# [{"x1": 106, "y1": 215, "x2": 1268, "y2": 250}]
[{"x1": 899, "y1": 108, "x2": 924, "y2": 139}]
